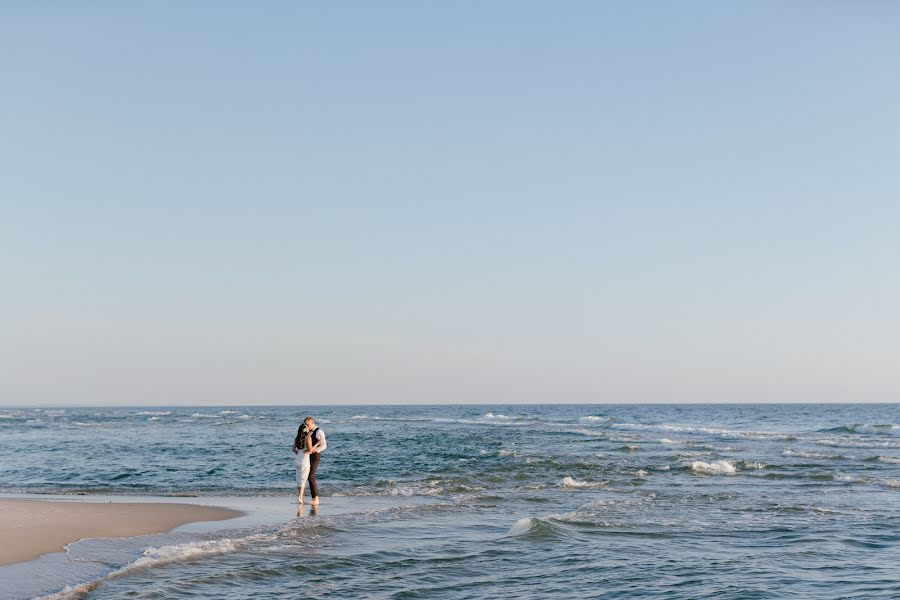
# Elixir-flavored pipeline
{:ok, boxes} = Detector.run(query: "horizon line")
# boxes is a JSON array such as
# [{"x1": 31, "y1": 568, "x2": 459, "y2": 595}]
[{"x1": 2, "y1": 401, "x2": 897, "y2": 409}]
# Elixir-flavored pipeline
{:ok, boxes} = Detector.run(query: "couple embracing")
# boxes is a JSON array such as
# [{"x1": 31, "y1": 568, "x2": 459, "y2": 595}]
[{"x1": 292, "y1": 416, "x2": 326, "y2": 505}]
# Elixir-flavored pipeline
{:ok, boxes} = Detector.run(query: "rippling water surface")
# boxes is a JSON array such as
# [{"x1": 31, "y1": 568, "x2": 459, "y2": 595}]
[{"x1": 2, "y1": 404, "x2": 899, "y2": 599}]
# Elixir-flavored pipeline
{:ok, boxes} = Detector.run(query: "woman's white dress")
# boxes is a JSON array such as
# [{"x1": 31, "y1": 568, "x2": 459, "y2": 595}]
[{"x1": 295, "y1": 447, "x2": 310, "y2": 487}]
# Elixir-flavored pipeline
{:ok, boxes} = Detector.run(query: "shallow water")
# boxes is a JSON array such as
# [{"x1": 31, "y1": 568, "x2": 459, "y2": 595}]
[{"x1": 2, "y1": 404, "x2": 899, "y2": 599}]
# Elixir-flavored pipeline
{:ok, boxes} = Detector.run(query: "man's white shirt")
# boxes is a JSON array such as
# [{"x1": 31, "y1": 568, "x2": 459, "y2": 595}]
[{"x1": 311, "y1": 428, "x2": 327, "y2": 453}]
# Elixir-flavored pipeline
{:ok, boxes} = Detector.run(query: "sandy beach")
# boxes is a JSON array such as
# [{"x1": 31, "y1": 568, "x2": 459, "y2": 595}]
[{"x1": 0, "y1": 499, "x2": 241, "y2": 566}]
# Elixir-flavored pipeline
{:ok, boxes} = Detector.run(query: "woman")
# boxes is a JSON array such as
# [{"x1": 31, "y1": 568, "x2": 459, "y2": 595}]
[{"x1": 292, "y1": 424, "x2": 313, "y2": 503}]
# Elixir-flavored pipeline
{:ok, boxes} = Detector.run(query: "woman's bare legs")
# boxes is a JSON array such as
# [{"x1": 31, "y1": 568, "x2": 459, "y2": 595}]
[{"x1": 297, "y1": 484, "x2": 306, "y2": 503}]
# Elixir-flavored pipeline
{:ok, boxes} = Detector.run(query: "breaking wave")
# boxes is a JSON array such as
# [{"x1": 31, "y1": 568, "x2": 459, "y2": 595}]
[
  {"x1": 690, "y1": 460, "x2": 736, "y2": 475},
  {"x1": 611, "y1": 423, "x2": 791, "y2": 440},
  {"x1": 579, "y1": 416, "x2": 609, "y2": 423},
  {"x1": 559, "y1": 476, "x2": 608, "y2": 489},
  {"x1": 39, "y1": 537, "x2": 256, "y2": 599}
]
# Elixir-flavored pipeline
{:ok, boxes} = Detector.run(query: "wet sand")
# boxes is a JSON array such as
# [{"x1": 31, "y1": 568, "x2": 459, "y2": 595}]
[{"x1": 0, "y1": 499, "x2": 241, "y2": 566}]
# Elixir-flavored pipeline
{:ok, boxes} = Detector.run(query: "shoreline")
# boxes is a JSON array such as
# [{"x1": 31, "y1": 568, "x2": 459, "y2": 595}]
[{"x1": 0, "y1": 498, "x2": 242, "y2": 566}]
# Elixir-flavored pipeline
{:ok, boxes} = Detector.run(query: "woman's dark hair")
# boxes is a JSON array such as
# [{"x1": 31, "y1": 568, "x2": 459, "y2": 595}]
[{"x1": 294, "y1": 424, "x2": 309, "y2": 450}]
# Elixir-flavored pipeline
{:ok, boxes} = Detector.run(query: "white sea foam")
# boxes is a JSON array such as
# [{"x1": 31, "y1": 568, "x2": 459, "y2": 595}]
[
  {"x1": 219, "y1": 410, "x2": 238, "y2": 414},
  {"x1": 498, "y1": 449, "x2": 517, "y2": 457},
  {"x1": 136, "y1": 411, "x2": 171, "y2": 416},
  {"x1": 559, "y1": 476, "x2": 607, "y2": 489},
  {"x1": 483, "y1": 412, "x2": 519, "y2": 420},
  {"x1": 570, "y1": 428, "x2": 607, "y2": 437},
  {"x1": 332, "y1": 479, "x2": 454, "y2": 498},
  {"x1": 690, "y1": 460, "x2": 736, "y2": 475},
  {"x1": 814, "y1": 438, "x2": 900, "y2": 449},
  {"x1": 191, "y1": 413, "x2": 220, "y2": 419},
  {"x1": 834, "y1": 474, "x2": 866, "y2": 484},
  {"x1": 39, "y1": 537, "x2": 251, "y2": 599},
  {"x1": 783, "y1": 449, "x2": 842, "y2": 460},
  {"x1": 875, "y1": 455, "x2": 900, "y2": 464},
  {"x1": 147, "y1": 417, "x2": 160, "y2": 421},
  {"x1": 856, "y1": 423, "x2": 900, "y2": 435},
  {"x1": 579, "y1": 416, "x2": 609, "y2": 423},
  {"x1": 352, "y1": 415, "x2": 432, "y2": 423},
  {"x1": 713, "y1": 446, "x2": 741, "y2": 452},
  {"x1": 613, "y1": 422, "x2": 788, "y2": 440},
  {"x1": 882, "y1": 479, "x2": 900, "y2": 489},
  {"x1": 659, "y1": 438, "x2": 680, "y2": 444},
  {"x1": 124, "y1": 539, "x2": 241, "y2": 570},
  {"x1": 633, "y1": 470, "x2": 649, "y2": 477},
  {"x1": 741, "y1": 462, "x2": 767, "y2": 470},
  {"x1": 507, "y1": 517, "x2": 535, "y2": 536}
]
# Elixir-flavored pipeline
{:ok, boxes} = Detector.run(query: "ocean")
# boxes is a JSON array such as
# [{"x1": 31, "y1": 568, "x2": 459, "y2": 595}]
[{"x1": 1, "y1": 404, "x2": 899, "y2": 599}]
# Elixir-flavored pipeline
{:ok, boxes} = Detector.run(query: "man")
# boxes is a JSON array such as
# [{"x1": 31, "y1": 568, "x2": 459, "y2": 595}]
[{"x1": 302, "y1": 416, "x2": 326, "y2": 505}]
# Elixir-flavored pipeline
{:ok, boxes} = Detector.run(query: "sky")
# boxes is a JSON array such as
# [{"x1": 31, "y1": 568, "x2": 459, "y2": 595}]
[{"x1": 1, "y1": 2, "x2": 898, "y2": 405}]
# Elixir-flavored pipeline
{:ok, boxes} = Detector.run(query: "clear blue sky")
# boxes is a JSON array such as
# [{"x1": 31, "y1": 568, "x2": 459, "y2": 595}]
[{"x1": 1, "y1": 2, "x2": 898, "y2": 405}]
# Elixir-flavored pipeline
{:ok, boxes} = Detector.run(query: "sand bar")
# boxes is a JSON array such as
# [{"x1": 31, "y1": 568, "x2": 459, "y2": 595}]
[{"x1": 0, "y1": 499, "x2": 242, "y2": 566}]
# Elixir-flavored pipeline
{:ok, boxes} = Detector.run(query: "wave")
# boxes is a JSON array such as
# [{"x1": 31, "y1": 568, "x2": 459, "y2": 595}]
[
  {"x1": 820, "y1": 423, "x2": 900, "y2": 435},
  {"x1": 135, "y1": 411, "x2": 171, "y2": 416},
  {"x1": 483, "y1": 412, "x2": 518, "y2": 420},
  {"x1": 578, "y1": 416, "x2": 609, "y2": 423},
  {"x1": 883, "y1": 479, "x2": 900, "y2": 489},
  {"x1": 782, "y1": 449, "x2": 843, "y2": 460},
  {"x1": 612, "y1": 422, "x2": 791, "y2": 440},
  {"x1": 504, "y1": 515, "x2": 581, "y2": 539},
  {"x1": 873, "y1": 455, "x2": 900, "y2": 464},
  {"x1": 370, "y1": 414, "x2": 543, "y2": 428},
  {"x1": 190, "y1": 413, "x2": 221, "y2": 419},
  {"x1": 351, "y1": 415, "x2": 432, "y2": 423},
  {"x1": 833, "y1": 474, "x2": 867, "y2": 484},
  {"x1": 507, "y1": 517, "x2": 536, "y2": 536},
  {"x1": 690, "y1": 460, "x2": 736, "y2": 475},
  {"x1": 569, "y1": 427, "x2": 608, "y2": 437},
  {"x1": 331, "y1": 478, "x2": 481, "y2": 498},
  {"x1": 40, "y1": 537, "x2": 252, "y2": 599},
  {"x1": 813, "y1": 438, "x2": 900, "y2": 449},
  {"x1": 350, "y1": 413, "x2": 537, "y2": 427},
  {"x1": 738, "y1": 461, "x2": 768, "y2": 470},
  {"x1": 503, "y1": 517, "x2": 564, "y2": 538},
  {"x1": 559, "y1": 476, "x2": 607, "y2": 489}
]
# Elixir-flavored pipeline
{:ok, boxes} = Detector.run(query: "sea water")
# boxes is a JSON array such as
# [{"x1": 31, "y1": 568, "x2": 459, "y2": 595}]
[{"x1": 1, "y1": 404, "x2": 899, "y2": 599}]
